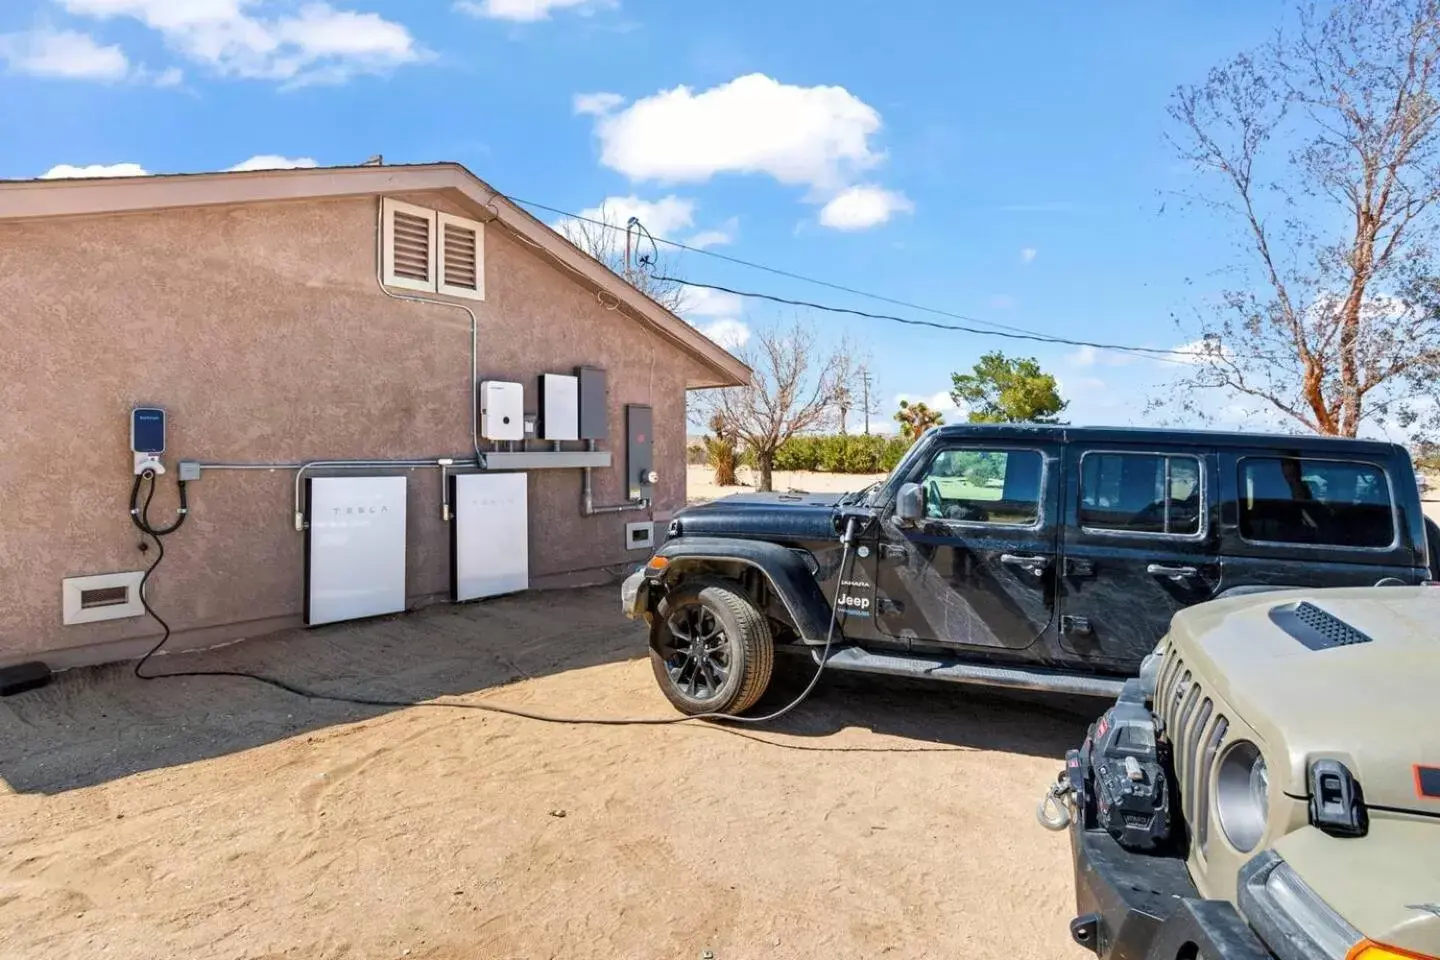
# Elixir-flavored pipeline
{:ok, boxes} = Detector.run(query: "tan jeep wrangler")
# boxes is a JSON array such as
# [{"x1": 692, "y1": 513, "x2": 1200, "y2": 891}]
[{"x1": 1053, "y1": 586, "x2": 1440, "y2": 960}]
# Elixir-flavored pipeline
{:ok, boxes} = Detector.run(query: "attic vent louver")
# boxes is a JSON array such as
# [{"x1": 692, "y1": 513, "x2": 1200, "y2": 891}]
[
  {"x1": 392, "y1": 211, "x2": 432, "y2": 282},
  {"x1": 381, "y1": 198, "x2": 485, "y2": 301},
  {"x1": 1268, "y1": 601, "x2": 1373, "y2": 651}
]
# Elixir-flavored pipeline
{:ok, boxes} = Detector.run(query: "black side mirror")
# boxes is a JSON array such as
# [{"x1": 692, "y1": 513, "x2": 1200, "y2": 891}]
[{"x1": 896, "y1": 482, "x2": 924, "y2": 524}]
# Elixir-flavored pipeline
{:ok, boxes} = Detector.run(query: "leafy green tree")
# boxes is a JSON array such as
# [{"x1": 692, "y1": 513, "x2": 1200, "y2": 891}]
[{"x1": 950, "y1": 351, "x2": 1067, "y2": 424}]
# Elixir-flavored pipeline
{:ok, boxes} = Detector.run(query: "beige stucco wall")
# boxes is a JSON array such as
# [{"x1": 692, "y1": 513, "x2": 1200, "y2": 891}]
[{"x1": 0, "y1": 192, "x2": 707, "y2": 668}]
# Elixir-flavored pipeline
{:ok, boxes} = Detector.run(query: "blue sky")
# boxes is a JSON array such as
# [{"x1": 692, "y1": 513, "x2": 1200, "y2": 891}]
[{"x1": 0, "y1": 0, "x2": 1296, "y2": 431}]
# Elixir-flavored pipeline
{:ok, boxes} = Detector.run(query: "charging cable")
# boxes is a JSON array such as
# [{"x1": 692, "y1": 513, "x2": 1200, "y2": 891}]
[
  {"x1": 130, "y1": 469, "x2": 189, "y2": 680},
  {"x1": 132, "y1": 502, "x2": 861, "y2": 730}
]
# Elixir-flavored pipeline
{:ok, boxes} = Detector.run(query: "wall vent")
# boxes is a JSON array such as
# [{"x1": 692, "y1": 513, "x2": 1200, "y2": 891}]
[
  {"x1": 438, "y1": 213, "x2": 485, "y2": 300},
  {"x1": 62, "y1": 571, "x2": 146, "y2": 625},
  {"x1": 381, "y1": 199, "x2": 485, "y2": 301}
]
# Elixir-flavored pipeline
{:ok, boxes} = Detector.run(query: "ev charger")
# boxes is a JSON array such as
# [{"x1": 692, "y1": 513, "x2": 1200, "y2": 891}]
[{"x1": 131, "y1": 407, "x2": 167, "y2": 475}]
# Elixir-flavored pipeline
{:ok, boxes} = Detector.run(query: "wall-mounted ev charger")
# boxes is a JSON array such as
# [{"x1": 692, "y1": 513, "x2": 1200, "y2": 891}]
[{"x1": 131, "y1": 407, "x2": 167, "y2": 475}]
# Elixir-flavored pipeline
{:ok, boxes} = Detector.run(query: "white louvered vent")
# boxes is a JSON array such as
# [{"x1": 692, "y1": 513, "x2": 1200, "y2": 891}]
[
  {"x1": 382, "y1": 198, "x2": 436, "y2": 293},
  {"x1": 438, "y1": 212, "x2": 485, "y2": 300}
]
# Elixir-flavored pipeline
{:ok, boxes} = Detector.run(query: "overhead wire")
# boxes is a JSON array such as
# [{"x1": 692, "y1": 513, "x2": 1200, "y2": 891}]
[
  {"x1": 648, "y1": 275, "x2": 1194, "y2": 362},
  {"x1": 505, "y1": 194, "x2": 1197, "y2": 361}
]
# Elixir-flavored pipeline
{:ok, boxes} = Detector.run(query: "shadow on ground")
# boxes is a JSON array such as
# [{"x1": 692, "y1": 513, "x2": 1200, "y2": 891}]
[
  {"x1": 0, "y1": 587, "x2": 1098, "y2": 795},
  {"x1": 0, "y1": 587, "x2": 645, "y2": 795}
]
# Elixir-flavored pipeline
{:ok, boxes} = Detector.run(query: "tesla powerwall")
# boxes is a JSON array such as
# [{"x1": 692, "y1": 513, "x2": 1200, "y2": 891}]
[
  {"x1": 450, "y1": 472, "x2": 528, "y2": 601},
  {"x1": 304, "y1": 476, "x2": 408, "y2": 626}
]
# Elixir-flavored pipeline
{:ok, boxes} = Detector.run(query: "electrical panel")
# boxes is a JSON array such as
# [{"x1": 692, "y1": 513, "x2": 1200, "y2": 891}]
[
  {"x1": 538, "y1": 373, "x2": 579, "y2": 441},
  {"x1": 626, "y1": 404, "x2": 655, "y2": 501},
  {"x1": 479, "y1": 380, "x2": 524, "y2": 441},
  {"x1": 577, "y1": 366, "x2": 608, "y2": 440},
  {"x1": 450, "y1": 472, "x2": 529, "y2": 601},
  {"x1": 304, "y1": 476, "x2": 407, "y2": 626}
]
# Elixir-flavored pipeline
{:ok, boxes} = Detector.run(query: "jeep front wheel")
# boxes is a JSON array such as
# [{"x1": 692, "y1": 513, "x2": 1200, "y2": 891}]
[{"x1": 650, "y1": 578, "x2": 774, "y2": 716}]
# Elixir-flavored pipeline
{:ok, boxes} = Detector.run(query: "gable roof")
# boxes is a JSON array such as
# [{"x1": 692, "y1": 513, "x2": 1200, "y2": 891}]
[{"x1": 0, "y1": 162, "x2": 750, "y2": 389}]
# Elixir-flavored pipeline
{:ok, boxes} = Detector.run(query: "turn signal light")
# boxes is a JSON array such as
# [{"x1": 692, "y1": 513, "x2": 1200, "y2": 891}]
[
  {"x1": 1348, "y1": 942, "x2": 1437, "y2": 960},
  {"x1": 644, "y1": 556, "x2": 670, "y2": 573}
]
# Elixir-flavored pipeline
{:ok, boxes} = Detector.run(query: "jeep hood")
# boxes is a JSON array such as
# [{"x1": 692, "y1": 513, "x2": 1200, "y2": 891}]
[
  {"x1": 671, "y1": 491, "x2": 843, "y2": 542},
  {"x1": 1169, "y1": 587, "x2": 1440, "y2": 817},
  {"x1": 1275, "y1": 821, "x2": 1440, "y2": 957}
]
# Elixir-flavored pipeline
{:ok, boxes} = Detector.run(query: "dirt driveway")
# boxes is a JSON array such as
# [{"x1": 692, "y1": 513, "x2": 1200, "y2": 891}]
[{"x1": 0, "y1": 587, "x2": 1092, "y2": 960}]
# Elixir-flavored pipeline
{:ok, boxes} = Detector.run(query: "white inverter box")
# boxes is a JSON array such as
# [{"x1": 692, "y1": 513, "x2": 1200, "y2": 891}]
[
  {"x1": 450, "y1": 472, "x2": 528, "y2": 601},
  {"x1": 304, "y1": 476, "x2": 408, "y2": 626}
]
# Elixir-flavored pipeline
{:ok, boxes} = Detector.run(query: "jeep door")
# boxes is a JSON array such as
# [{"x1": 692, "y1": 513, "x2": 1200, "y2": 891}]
[
  {"x1": 1057, "y1": 445, "x2": 1221, "y2": 669},
  {"x1": 873, "y1": 440, "x2": 1060, "y2": 653},
  {"x1": 1216, "y1": 449, "x2": 1425, "y2": 590}
]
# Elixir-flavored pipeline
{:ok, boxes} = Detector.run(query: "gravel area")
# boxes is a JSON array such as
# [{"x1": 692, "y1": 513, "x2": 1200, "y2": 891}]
[{"x1": 0, "y1": 587, "x2": 1092, "y2": 960}]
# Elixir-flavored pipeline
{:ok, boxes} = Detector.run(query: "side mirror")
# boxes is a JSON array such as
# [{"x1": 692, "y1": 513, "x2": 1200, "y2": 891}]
[{"x1": 896, "y1": 482, "x2": 924, "y2": 525}]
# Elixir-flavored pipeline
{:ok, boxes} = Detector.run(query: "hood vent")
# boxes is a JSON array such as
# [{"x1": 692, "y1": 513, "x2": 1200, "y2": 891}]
[{"x1": 1268, "y1": 601, "x2": 1373, "y2": 651}]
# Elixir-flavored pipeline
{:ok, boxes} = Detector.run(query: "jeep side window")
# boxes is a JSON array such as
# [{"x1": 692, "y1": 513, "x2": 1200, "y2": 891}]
[
  {"x1": 1238, "y1": 457, "x2": 1395, "y2": 548},
  {"x1": 917, "y1": 448, "x2": 1043, "y2": 525},
  {"x1": 1079, "y1": 453, "x2": 1202, "y2": 536}
]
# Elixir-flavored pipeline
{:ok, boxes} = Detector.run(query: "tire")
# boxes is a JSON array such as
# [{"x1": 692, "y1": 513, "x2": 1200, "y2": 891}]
[{"x1": 649, "y1": 577, "x2": 774, "y2": 716}]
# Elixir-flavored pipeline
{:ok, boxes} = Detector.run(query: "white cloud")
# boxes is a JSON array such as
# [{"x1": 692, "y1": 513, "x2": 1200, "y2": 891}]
[
  {"x1": 152, "y1": 65, "x2": 183, "y2": 86},
  {"x1": 40, "y1": 162, "x2": 149, "y2": 179},
  {"x1": 0, "y1": 28, "x2": 129, "y2": 80},
  {"x1": 591, "y1": 74, "x2": 885, "y2": 191},
  {"x1": 698, "y1": 318, "x2": 750, "y2": 351},
  {"x1": 573, "y1": 90, "x2": 623, "y2": 116},
  {"x1": 227, "y1": 154, "x2": 319, "y2": 171},
  {"x1": 687, "y1": 216, "x2": 738, "y2": 249},
  {"x1": 817, "y1": 184, "x2": 913, "y2": 231},
  {"x1": 58, "y1": 0, "x2": 424, "y2": 85},
  {"x1": 568, "y1": 194, "x2": 696, "y2": 237},
  {"x1": 1020, "y1": 247, "x2": 1037, "y2": 264},
  {"x1": 680, "y1": 285, "x2": 744, "y2": 319},
  {"x1": 456, "y1": 0, "x2": 612, "y2": 21}
]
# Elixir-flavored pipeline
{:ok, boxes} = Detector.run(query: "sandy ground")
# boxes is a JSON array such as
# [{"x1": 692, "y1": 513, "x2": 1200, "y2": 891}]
[
  {"x1": 687, "y1": 464, "x2": 885, "y2": 503},
  {"x1": 0, "y1": 587, "x2": 1092, "y2": 960}
]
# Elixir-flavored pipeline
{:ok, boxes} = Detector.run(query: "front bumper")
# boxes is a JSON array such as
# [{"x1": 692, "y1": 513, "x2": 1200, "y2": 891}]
[
  {"x1": 1069, "y1": 827, "x2": 1273, "y2": 959},
  {"x1": 621, "y1": 568, "x2": 647, "y2": 620}
]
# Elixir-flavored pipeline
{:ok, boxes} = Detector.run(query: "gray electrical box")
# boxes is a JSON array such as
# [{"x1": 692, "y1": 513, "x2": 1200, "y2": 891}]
[
  {"x1": 577, "y1": 366, "x2": 608, "y2": 440},
  {"x1": 626, "y1": 404, "x2": 654, "y2": 501}
]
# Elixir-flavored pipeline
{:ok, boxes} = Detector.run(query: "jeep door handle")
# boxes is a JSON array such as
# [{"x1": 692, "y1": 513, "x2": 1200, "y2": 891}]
[
  {"x1": 1147, "y1": 563, "x2": 1198, "y2": 579},
  {"x1": 1001, "y1": 553, "x2": 1052, "y2": 573}
]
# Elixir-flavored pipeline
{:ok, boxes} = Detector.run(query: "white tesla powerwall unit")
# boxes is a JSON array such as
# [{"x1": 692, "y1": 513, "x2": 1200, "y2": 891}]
[
  {"x1": 304, "y1": 476, "x2": 408, "y2": 626},
  {"x1": 450, "y1": 472, "x2": 528, "y2": 601}
]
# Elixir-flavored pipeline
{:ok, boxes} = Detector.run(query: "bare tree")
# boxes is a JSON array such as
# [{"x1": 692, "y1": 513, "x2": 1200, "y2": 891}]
[
  {"x1": 557, "y1": 208, "x2": 687, "y2": 313},
  {"x1": 1166, "y1": 0, "x2": 1440, "y2": 439},
  {"x1": 701, "y1": 320, "x2": 843, "y2": 492}
]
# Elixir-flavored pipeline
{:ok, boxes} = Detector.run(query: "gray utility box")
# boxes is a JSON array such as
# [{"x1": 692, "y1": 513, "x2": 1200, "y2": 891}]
[
  {"x1": 626, "y1": 404, "x2": 654, "y2": 501},
  {"x1": 577, "y1": 366, "x2": 608, "y2": 440}
]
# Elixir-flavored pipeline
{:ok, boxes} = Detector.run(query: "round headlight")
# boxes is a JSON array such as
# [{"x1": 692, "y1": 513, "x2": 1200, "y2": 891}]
[{"x1": 1216, "y1": 740, "x2": 1268, "y2": 852}]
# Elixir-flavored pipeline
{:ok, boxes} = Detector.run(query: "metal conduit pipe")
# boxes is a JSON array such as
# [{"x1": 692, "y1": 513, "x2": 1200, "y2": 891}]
[
  {"x1": 372, "y1": 200, "x2": 486, "y2": 468},
  {"x1": 582, "y1": 440, "x2": 649, "y2": 516}
]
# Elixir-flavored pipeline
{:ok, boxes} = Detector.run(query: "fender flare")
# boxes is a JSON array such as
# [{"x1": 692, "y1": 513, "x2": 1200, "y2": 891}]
[{"x1": 651, "y1": 536, "x2": 835, "y2": 643}]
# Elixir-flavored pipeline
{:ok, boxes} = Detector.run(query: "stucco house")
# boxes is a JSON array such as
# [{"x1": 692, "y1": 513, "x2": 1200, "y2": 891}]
[{"x1": 0, "y1": 162, "x2": 748, "y2": 673}]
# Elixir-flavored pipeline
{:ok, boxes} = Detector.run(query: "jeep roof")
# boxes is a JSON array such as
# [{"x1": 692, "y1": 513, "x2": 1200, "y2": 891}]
[{"x1": 918, "y1": 422, "x2": 1405, "y2": 457}]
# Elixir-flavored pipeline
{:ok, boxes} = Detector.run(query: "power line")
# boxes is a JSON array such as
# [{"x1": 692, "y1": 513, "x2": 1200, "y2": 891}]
[
  {"x1": 506, "y1": 194, "x2": 1192, "y2": 360},
  {"x1": 649, "y1": 275, "x2": 1193, "y2": 361},
  {"x1": 509, "y1": 195, "x2": 1046, "y2": 340}
]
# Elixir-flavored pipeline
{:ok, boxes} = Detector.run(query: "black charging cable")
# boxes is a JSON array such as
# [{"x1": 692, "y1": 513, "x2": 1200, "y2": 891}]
[
  {"x1": 131, "y1": 501, "x2": 884, "y2": 739},
  {"x1": 130, "y1": 469, "x2": 189, "y2": 680}
]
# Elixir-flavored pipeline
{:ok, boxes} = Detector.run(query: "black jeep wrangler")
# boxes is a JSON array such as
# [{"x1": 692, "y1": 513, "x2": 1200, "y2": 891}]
[{"x1": 621, "y1": 424, "x2": 1434, "y2": 715}]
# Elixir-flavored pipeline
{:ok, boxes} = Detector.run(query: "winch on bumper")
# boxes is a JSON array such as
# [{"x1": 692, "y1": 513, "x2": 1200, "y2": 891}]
[{"x1": 1068, "y1": 826, "x2": 1272, "y2": 959}]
